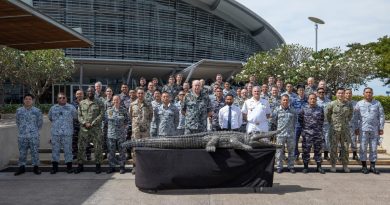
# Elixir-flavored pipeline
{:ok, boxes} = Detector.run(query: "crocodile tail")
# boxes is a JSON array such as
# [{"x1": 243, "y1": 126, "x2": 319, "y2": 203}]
[{"x1": 251, "y1": 130, "x2": 282, "y2": 141}]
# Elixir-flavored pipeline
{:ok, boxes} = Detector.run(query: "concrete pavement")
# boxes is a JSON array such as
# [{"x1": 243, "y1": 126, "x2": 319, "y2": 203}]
[{"x1": 0, "y1": 168, "x2": 389, "y2": 205}]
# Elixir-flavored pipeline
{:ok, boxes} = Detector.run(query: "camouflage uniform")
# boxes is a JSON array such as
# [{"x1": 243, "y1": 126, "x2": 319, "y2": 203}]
[
  {"x1": 233, "y1": 96, "x2": 245, "y2": 108},
  {"x1": 119, "y1": 93, "x2": 131, "y2": 110},
  {"x1": 102, "y1": 97, "x2": 113, "y2": 155},
  {"x1": 151, "y1": 103, "x2": 180, "y2": 136},
  {"x1": 281, "y1": 92, "x2": 298, "y2": 102},
  {"x1": 268, "y1": 96, "x2": 281, "y2": 113},
  {"x1": 349, "y1": 100, "x2": 359, "y2": 153},
  {"x1": 174, "y1": 100, "x2": 186, "y2": 135},
  {"x1": 271, "y1": 105, "x2": 296, "y2": 170},
  {"x1": 129, "y1": 99, "x2": 153, "y2": 163},
  {"x1": 145, "y1": 91, "x2": 154, "y2": 103},
  {"x1": 305, "y1": 85, "x2": 317, "y2": 96},
  {"x1": 355, "y1": 99, "x2": 385, "y2": 162},
  {"x1": 210, "y1": 97, "x2": 225, "y2": 131},
  {"x1": 48, "y1": 103, "x2": 77, "y2": 163},
  {"x1": 104, "y1": 107, "x2": 129, "y2": 168},
  {"x1": 77, "y1": 98, "x2": 105, "y2": 164},
  {"x1": 162, "y1": 85, "x2": 178, "y2": 102},
  {"x1": 71, "y1": 101, "x2": 82, "y2": 158},
  {"x1": 299, "y1": 105, "x2": 324, "y2": 163},
  {"x1": 150, "y1": 100, "x2": 162, "y2": 137},
  {"x1": 326, "y1": 100, "x2": 353, "y2": 166},
  {"x1": 16, "y1": 106, "x2": 43, "y2": 166},
  {"x1": 182, "y1": 90, "x2": 211, "y2": 134},
  {"x1": 291, "y1": 95, "x2": 308, "y2": 158},
  {"x1": 317, "y1": 97, "x2": 331, "y2": 152}
]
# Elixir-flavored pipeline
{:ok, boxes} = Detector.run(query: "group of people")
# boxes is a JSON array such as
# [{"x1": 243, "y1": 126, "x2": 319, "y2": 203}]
[{"x1": 14, "y1": 74, "x2": 385, "y2": 176}]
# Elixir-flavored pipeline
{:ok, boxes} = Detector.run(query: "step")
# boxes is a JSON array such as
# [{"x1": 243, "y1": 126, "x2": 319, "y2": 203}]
[{"x1": 1, "y1": 164, "x2": 134, "y2": 173}]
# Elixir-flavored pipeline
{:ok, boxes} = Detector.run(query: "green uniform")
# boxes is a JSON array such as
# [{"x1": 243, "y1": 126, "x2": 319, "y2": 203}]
[
  {"x1": 326, "y1": 100, "x2": 353, "y2": 166},
  {"x1": 77, "y1": 98, "x2": 104, "y2": 164}
]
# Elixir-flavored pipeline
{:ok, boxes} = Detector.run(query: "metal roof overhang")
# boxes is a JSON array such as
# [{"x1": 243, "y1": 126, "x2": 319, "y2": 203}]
[
  {"x1": 186, "y1": 0, "x2": 285, "y2": 50},
  {"x1": 0, "y1": 0, "x2": 93, "y2": 50},
  {"x1": 180, "y1": 59, "x2": 244, "y2": 82}
]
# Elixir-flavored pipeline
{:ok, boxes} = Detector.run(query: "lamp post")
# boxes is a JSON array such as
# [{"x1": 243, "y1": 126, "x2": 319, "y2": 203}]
[{"x1": 308, "y1": 17, "x2": 325, "y2": 52}]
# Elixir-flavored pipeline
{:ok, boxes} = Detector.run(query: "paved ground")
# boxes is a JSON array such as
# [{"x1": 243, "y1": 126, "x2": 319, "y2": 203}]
[{"x1": 1, "y1": 167, "x2": 390, "y2": 205}]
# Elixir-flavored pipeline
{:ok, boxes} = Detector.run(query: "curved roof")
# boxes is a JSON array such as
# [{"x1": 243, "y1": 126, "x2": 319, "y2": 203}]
[{"x1": 184, "y1": 0, "x2": 285, "y2": 50}]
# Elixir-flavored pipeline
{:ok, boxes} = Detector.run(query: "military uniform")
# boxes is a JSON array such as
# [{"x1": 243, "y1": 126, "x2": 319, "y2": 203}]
[
  {"x1": 48, "y1": 103, "x2": 77, "y2": 164},
  {"x1": 16, "y1": 106, "x2": 43, "y2": 166},
  {"x1": 291, "y1": 95, "x2": 307, "y2": 158},
  {"x1": 299, "y1": 105, "x2": 324, "y2": 164},
  {"x1": 326, "y1": 100, "x2": 353, "y2": 168},
  {"x1": 162, "y1": 84, "x2": 178, "y2": 101},
  {"x1": 349, "y1": 100, "x2": 359, "y2": 155},
  {"x1": 355, "y1": 99, "x2": 384, "y2": 163},
  {"x1": 150, "y1": 100, "x2": 162, "y2": 137},
  {"x1": 182, "y1": 90, "x2": 211, "y2": 134},
  {"x1": 305, "y1": 85, "x2": 317, "y2": 96},
  {"x1": 129, "y1": 99, "x2": 153, "y2": 139},
  {"x1": 174, "y1": 100, "x2": 186, "y2": 135},
  {"x1": 317, "y1": 97, "x2": 331, "y2": 156},
  {"x1": 271, "y1": 105, "x2": 296, "y2": 171},
  {"x1": 145, "y1": 91, "x2": 154, "y2": 103},
  {"x1": 119, "y1": 93, "x2": 131, "y2": 110},
  {"x1": 104, "y1": 106, "x2": 129, "y2": 169},
  {"x1": 77, "y1": 98, "x2": 105, "y2": 164},
  {"x1": 210, "y1": 97, "x2": 225, "y2": 131},
  {"x1": 151, "y1": 103, "x2": 180, "y2": 136}
]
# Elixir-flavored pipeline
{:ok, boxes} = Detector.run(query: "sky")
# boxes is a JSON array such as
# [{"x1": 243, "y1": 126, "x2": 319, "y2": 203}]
[{"x1": 236, "y1": 0, "x2": 390, "y2": 95}]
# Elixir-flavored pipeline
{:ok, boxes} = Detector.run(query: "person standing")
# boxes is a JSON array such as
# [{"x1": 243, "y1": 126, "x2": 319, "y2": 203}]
[
  {"x1": 48, "y1": 93, "x2": 77, "y2": 174},
  {"x1": 105, "y1": 96, "x2": 129, "y2": 174},
  {"x1": 305, "y1": 77, "x2": 317, "y2": 95},
  {"x1": 210, "y1": 87, "x2": 225, "y2": 131},
  {"x1": 345, "y1": 89, "x2": 359, "y2": 160},
  {"x1": 291, "y1": 85, "x2": 307, "y2": 160},
  {"x1": 162, "y1": 75, "x2": 178, "y2": 102},
  {"x1": 119, "y1": 83, "x2": 131, "y2": 109},
  {"x1": 182, "y1": 80, "x2": 212, "y2": 134},
  {"x1": 219, "y1": 94, "x2": 242, "y2": 131},
  {"x1": 316, "y1": 87, "x2": 331, "y2": 160},
  {"x1": 71, "y1": 90, "x2": 84, "y2": 160},
  {"x1": 355, "y1": 88, "x2": 385, "y2": 174},
  {"x1": 327, "y1": 88, "x2": 353, "y2": 173},
  {"x1": 152, "y1": 92, "x2": 180, "y2": 136},
  {"x1": 271, "y1": 95, "x2": 296, "y2": 173},
  {"x1": 174, "y1": 91, "x2": 186, "y2": 135},
  {"x1": 299, "y1": 94, "x2": 325, "y2": 174},
  {"x1": 129, "y1": 88, "x2": 153, "y2": 174},
  {"x1": 150, "y1": 90, "x2": 162, "y2": 137},
  {"x1": 14, "y1": 94, "x2": 43, "y2": 176},
  {"x1": 241, "y1": 86, "x2": 271, "y2": 135},
  {"x1": 75, "y1": 87, "x2": 105, "y2": 174}
]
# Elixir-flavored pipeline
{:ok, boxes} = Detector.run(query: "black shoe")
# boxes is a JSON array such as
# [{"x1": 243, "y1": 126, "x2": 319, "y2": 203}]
[
  {"x1": 33, "y1": 166, "x2": 41, "y2": 175},
  {"x1": 302, "y1": 168, "x2": 308, "y2": 174},
  {"x1": 370, "y1": 162, "x2": 380, "y2": 174},
  {"x1": 14, "y1": 166, "x2": 26, "y2": 176},
  {"x1": 106, "y1": 167, "x2": 115, "y2": 174},
  {"x1": 276, "y1": 168, "x2": 283, "y2": 173},
  {"x1": 289, "y1": 168, "x2": 296, "y2": 174},
  {"x1": 50, "y1": 162, "x2": 59, "y2": 174},
  {"x1": 95, "y1": 164, "x2": 101, "y2": 174},
  {"x1": 120, "y1": 166, "x2": 126, "y2": 174},
  {"x1": 302, "y1": 162, "x2": 309, "y2": 174},
  {"x1": 66, "y1": 162, "x2": 73, "y2": 174},
  {"x1": 74, "y1": 164, "x2": 84, "y2": 174},
  {"x1": 362, "y1": 167, "x2": 369, "y2": 174},
  {"x1": 317, "y1": 166, "x2": 326, "y2": 174}
]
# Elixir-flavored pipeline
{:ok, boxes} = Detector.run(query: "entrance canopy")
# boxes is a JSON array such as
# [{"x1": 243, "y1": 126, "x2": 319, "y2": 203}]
[
  {"x1": 0, "y1": 0, "x2": 93, "y2": 50},
  {"x1": 180, "y1": 59, "x2": 244, "y2": 82}
]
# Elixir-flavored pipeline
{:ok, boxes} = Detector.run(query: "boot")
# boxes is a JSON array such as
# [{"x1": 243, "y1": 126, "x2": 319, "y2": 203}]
[
  {"x1": 95, "y1": 164, "x2": 101, "y2": 174},
  {"x1": 302, "y1": 162, "x2": 309, "y2": 174},
  {"x1": 106, "y1": 167, "x2": 115, "y2": 174},
  {"x1": 323, "y1": 151, "x2": 329, "y2": 160},
  {"x1": 14, "y1": 166, "x2": 26, "y2": 176},
  {"x1": 343, "y1": 164, "x2": 350, "y2": 173},
  {"x1": 316, "y1": 162, "x2": 325, "y2": 174},
  {"x1": 352, "y1": 151, "x2": 359, "y2": 160},
  {"x1": 361, "y1": 161, "x2": 369, "y2": 174},
  {"x1": 370, "y1": 162, "x2": 380, "y2": 174},
  {"x1": 120, "y1": 166, "x2": 126, "y2": 174},
  {"x1": 33, "y1": 166, "x2": 42, "y2": 175},
  {"x1": 74, "y1": 164, "x2": 84, "y2": 174},
  {"x1": 50, "y1": 162, "x2": 58, "y2": 174},
  {"x1": 66, "y1": 162, "x2": 73, "y2": 174},
  {"x1": 330, "y1": 164, "x2": 336, "y2": 173}
]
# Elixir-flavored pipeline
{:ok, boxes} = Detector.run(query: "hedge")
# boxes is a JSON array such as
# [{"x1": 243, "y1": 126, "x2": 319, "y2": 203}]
[{"x1": 0, "y1": 104, "x2": 52, "y2": 114}]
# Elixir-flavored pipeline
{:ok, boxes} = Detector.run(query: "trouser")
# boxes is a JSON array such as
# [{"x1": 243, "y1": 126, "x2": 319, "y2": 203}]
[
  {"x1": 350, "y1": 127, "x2": 359, "y2": 152},
  {"x1": 107, "y1": 137, "x2": 127, "y2": 167},
  {"x1": 330, "y1": 130, "x2": 349, "y2": 165},
  {"x1": 51, "y1": 135, "x2": 73, "y2": 163},
  {"x1": 72, "y1": 134, "x2": 92, "y2": 158},
  {"x1": 302, "y1": 134, "x2": 322, "y2": 163},
  {"x1": 360, "y1": 131, "x2": 379, "y2": 162},
  {"x1": 275, "y1": 135, "x2": 295, "y2": 169},
  {"x1": 131, "y1": 131, "x2": 150, "y2": 165},
  {"x1": 77, "y1": 128, "x2": 103, "y2": 164},
  {"x1": 294, "y1": 125, "x2": 303, "y2": 157},
  {"x1": 18, "y1": 137, "x2": 40, "y2": 166},
  {"x1": 322, "y1": 123, "x2": 330, "y2": 152}
]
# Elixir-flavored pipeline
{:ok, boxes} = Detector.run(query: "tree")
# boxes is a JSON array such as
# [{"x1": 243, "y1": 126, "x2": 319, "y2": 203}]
[
  {"x1": 0, "y1": 47, "x2": 21, "y2": 105},
  {"x1": 348, "y1": 36, "x2": 390, "y2": 85},
  {"x1": 12, "y1": 49, "x2": 75, "y2": 103},
  {"x1": 234, "y1": 44, "x2": 312, "y2": 84},
  {"x1": 235, "y1": 44, "x2": 380, "y2": 95}
]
